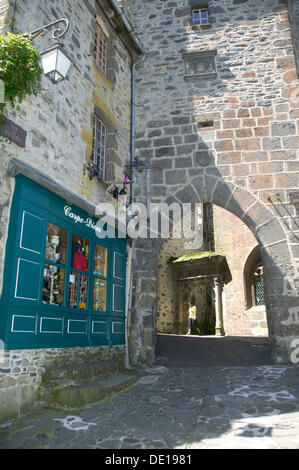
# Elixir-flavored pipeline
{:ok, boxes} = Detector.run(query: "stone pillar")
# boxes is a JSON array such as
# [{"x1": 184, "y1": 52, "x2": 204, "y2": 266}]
[
  {"x1": 177, "y1": 281, "x2": 183, "y2": 334},
  {"x1": 213, "y1": 276, "x2": 225, "y2": 336}
]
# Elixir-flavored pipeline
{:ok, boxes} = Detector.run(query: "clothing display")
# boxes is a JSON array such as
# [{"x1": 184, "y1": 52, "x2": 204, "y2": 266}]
[
  {"x1": 73, "y1": 249, "x2": 88, "y2": 272},
  {"x1": 69, "y1": 240, "x2": 88, "y2": 308}
]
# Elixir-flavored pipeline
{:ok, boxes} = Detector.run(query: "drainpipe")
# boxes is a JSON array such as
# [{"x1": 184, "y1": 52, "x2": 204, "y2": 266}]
[
  {"x1": 125, "y1": 52, "x2": 146, "y2": 368},
  {"x1": 105, "y1": 0, "x2": 146, "y2": 367},
  {"x1": 130, "y1": 53, "x2": 146, "y2": 204}
]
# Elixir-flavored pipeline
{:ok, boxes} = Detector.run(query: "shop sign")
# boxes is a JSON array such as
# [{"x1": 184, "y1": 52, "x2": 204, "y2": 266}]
[
  {"x1": 1, "y1": 118, "x2": 27, "y2": 148},
  {"x1": 64, "y1": 206, "x2": 101, "y2": 235}
]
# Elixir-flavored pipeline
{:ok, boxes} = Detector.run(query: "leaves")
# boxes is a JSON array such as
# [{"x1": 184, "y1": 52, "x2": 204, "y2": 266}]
[{"x1": 0, "y1": 32, "x2": 42, "y2": 121}]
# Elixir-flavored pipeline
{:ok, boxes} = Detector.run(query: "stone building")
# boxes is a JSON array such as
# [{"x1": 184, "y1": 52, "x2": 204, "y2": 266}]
[
  {"x1": 1, "y1": 0, "x2": 299, "y2": 425},
  {"x1": 0, "y1": 0, "x2": 143, "y2": 421},
  {"x1": 127, "y1": 0, "x2": 299, "y2": 365}
]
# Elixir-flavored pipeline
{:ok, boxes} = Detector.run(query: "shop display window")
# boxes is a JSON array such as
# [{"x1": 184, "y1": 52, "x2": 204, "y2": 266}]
[
  {"x1": 45, "y1": 223, "x2": 68, "y2": 265},
  {"x1": 42, "y1": 225, "x2": 108, "y2": 312},
  {"x1": 69, "y1": 235, "x2": 90, "y2": 309},
  {"x1": 93, "y1": 278, "x2": 107, "y2": 312},
  {"x1": 42, "y1": 264, "x2": 65, "y2": 306},
  {"x1": 79, "y1": 274, "x2": 88, "y2": 310},
  {"x1": 94, "y1": 244, "x2": 108, "y2": 277},
  {"x1": 93, "y1": 243, "x2": 108, "y2": 313},
  {"x1": 68, "y1": 272, "x2": 89, "y2": 310},
  {"x1": 71, "y1": 234, "x2": 90, "y2": 270},
  {"x1": 68, "y1": 271, "x2": 78, "y2": 308}
]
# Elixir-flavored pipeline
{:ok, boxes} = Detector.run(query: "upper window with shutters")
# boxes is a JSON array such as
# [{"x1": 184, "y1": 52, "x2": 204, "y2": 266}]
[
  {"x1": 93, "y1": 15, "x2": 116, "y2": 86},
  {"x1": 95, "y1": 24, "x2": 108, "y2": 75}
]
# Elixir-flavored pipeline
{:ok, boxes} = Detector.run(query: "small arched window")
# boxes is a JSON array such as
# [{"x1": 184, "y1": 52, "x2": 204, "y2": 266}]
[
  {"x1": 253, "y1": 265, "x2": 265, "y2": 306},
  {"x1": 244, "y1": 245, "x2": 265, "y2": 309}
]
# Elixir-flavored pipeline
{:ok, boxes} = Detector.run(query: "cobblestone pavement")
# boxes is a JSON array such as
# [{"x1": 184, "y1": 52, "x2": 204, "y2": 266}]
[{"x1": 0, "y1": 336, "x2": 299, "y2": 450}]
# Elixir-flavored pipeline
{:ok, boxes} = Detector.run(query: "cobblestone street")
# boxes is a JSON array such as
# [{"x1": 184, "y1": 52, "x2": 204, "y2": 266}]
[{"x1": 0, "y1": 336, "x2": 298, "y2": 450}]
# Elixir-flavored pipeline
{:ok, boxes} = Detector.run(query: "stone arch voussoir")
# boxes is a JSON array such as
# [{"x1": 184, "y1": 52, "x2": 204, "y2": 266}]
[{"x1": 130, "y1": 178, "x2": 298, "y2": 365}]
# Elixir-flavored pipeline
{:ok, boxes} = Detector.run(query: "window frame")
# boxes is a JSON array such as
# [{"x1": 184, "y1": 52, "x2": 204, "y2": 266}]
[
  {"x1": 42, "y1": 221, "x2": 109, "y2": 314},
  {"x1": 192, "y1": 8, "x2": 210, "y2": 26},
  {"x1": 92, "y1": 113, "x2": 107, "y2": 181},
  {"x1": 95, "y1": 24, "x2": 108, "y2": 75}
]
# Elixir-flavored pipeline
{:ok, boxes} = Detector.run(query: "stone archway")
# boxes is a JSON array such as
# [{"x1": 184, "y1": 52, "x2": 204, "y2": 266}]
[{"x1": 130, "y1": 176, "x2": 299, "y2": 365}]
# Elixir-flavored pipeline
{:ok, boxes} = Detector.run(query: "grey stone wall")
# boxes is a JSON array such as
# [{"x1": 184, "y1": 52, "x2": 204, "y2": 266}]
[
  {"x1": 0, "y1": 345, "x2": 125, "y2": 423},
  {"x1": 128, "y1": 0, "x2": 299, "y2": 365}
]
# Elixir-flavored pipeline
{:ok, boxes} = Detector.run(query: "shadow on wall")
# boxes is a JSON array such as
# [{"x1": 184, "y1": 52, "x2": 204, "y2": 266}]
[
  {"x1": 130, "y1": 0, "x2": 299, "y2": 365},
  {"x1": 131, "y1": 149, "x2": 297, "y2": 364}
]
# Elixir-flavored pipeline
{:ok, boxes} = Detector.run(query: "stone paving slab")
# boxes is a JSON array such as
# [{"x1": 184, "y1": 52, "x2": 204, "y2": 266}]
[{"x1": 0, "y1": 362, "x2": 298, "y2": 449}]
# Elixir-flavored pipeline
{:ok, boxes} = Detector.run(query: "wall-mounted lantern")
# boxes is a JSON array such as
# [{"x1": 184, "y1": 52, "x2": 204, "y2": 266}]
[
  {"x1": 29, "y1": 18, "x2": 72, "y2": 84},
  {"x1": 40, "y1": 44, "x2": 72, "y2": 84}
]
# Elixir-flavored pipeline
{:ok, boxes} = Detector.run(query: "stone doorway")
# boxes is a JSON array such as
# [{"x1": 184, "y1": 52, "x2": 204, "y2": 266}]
[
  {"x1": 177, "y1": 277, "x2": 215, "y2": 335},
  {"x1": 172, "y1": 252, "x2": 232, "y2": 337}
]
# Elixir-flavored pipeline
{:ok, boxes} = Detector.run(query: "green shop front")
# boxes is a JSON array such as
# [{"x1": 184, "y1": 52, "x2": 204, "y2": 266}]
[{"x1": 0, "y1": 175, "x2": 127, "y2": 350}]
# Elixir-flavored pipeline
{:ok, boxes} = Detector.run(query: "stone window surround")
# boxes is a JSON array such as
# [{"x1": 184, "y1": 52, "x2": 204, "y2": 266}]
[
  {"x1": 190, "y1": 0, "x2": 212, "y2": 30},
  {"x1": 182, "y1": 49, "x2": 217, "y2": 82}
]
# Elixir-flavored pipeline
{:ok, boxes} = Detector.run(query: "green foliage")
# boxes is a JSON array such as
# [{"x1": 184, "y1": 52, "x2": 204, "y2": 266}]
[{"x1": 0, "y1": 32, "x2": 42, "y2": 124}]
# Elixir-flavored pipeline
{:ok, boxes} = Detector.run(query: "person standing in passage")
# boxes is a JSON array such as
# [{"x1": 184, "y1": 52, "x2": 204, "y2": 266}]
[{"x1": 186, "y1": 297, "x2": 201, "y2": 336}]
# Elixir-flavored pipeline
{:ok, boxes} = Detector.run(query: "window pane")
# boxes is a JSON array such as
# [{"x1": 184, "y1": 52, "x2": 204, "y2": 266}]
[
  {"x1": 94, "y1": 244, "x2": 108, "y2": 278},
  {"x1": 42, "y1": 264, "x2": 65, "y2": 306},
  {"x1": 79, "y1": 274, "x2": 88, "y2": 310},
  {"x1": 93, "y1": 278, "x2": 107, "y2": 312},
  {"x1": 45, "y1": 223, "x2": 68, "y2": 265},
  {"x1": 93, "y1": 115, "x2": 107, "y2": 180},
  {"x1": 193, "y1": 10, "x2": 200, "y2": 24},
  {"x1": 71, "y1": 234, "x2": 89, "y2": 271},
  {"x1": 68, "y1": 271, "x2": 78, "y2": 308},
  {"x1": 97, "y1": 27, "x2": 108, "y2": 74},
  {"x1": 200, "y1": 9, "x2": 209, "y2": 24}
]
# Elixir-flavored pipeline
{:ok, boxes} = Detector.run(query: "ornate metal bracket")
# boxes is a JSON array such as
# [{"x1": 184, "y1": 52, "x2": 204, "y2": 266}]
[
  {"x1": 28, "y1": 18, "x2": 69, "y2": 42},
  {"x1": 84, "y1": 162, "x2": 100, "y2": 180}
]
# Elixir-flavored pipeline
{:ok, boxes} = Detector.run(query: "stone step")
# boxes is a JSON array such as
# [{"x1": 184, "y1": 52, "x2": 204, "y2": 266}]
[
  {"x1": 48, "y1": 374, "x2": 137, "y2": 410},
  {"x1": 41, "y1": 359, "x2": 119, "y2": 389}
]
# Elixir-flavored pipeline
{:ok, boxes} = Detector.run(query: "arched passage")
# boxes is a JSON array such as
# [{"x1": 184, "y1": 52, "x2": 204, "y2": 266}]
[{"x1": 130, "y1": 176, "x2": 298, "y2": 365}]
